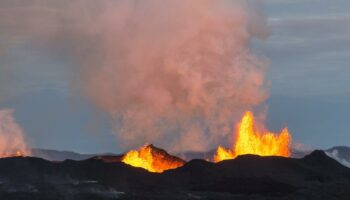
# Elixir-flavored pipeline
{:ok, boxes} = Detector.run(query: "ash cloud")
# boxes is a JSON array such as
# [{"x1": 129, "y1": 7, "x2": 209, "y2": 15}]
[{"x1": 0, "y1": 0, "x2": 269, "y2": 152}]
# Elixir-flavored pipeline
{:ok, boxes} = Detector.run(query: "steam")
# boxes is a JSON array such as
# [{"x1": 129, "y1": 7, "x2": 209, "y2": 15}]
[
  {"x1": 0, "y1": 109, "x2": 30, "y2": 157},
  {"x1": 326, "y1": 149, "x2": 350, "y2": 168},
  {"x1": 85, "y1": 0, "x2": 269, "y2": 152},
  {"x1": 0, "y1": 0, "x2": 269, "y2": 152}
]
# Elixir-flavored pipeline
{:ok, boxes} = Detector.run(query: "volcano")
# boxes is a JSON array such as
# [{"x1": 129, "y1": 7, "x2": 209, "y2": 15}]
[
  {"x1": 121, "y1": 144, "x2": 186, "y2": 172},
  {"x1": 94, "y1": 144, "x2": 186, "y2": 173},
  {"x1": 0, "y1": 147, "x2": 350, "y2": 200}
]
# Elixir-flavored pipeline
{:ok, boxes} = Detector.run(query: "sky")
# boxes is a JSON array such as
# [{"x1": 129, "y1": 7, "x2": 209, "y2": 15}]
[
  {"x1": 259, "y1": 0, "x2": 350, "y2": 150},
  {"x1": 0, "y1": 0, "x2": 349, "y2": 153}
]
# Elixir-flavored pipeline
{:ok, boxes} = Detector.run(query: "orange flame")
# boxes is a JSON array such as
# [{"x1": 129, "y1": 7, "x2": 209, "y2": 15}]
[
  {"x1": 0, "y1": 150, "x2": 30, "y2": 158},
  {"x1": 122, "y1": 145, "x2": 185, "y2": 173},
  {"x1": 214, "y1": 111, "x2": 291, "y2": 162}
]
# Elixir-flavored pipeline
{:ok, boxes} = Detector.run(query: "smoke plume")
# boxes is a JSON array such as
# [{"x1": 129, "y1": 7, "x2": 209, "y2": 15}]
[
  {"x1": 0, "y1": 109, "x2": 30, "y2": 157},
  {"x1": 0, "y1": 0, "x2": 269, "y2": 152},
  {"x1": 83, "y1": 0, "x2": 269, "y2": 152},
  {"x1": 326, "y1": 149, "x2": 350, "y2": 168}
]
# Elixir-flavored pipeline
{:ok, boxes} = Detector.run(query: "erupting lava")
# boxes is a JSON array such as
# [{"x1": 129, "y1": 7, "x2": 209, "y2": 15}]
[
  {"x1": 214, "y1": 111, "x2": 291, "y2": 162},
  {"x1": 122, "y1": 144, "x2": 185, "y2": 173},
  {"x1": 0, "y1": 109, "x2": 30, "y2": 158},
  {"x1": 0, "y1": 150, "x2": 29, "y2": 158}
]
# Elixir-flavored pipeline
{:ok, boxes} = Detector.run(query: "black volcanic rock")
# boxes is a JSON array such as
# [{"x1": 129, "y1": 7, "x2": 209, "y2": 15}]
[
  {"x1": 0, "y1": 151, "x2": 350, "y2": 199},
  {"x1": 90, "y1": 154, "x2": 125, "y2": 163},
  {"x1": 303, "y1": 150, "x2": 347, "y2": 170},
  {"x1": 145, "y1": 144, "x2": 186, "y2": 167},
  {"x1": 163, "y1": 151, "x2": 350, "y2": 198}
]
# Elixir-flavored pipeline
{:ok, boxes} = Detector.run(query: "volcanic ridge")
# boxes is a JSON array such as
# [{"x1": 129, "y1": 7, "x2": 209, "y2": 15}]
[{"x1": 0, "y1": 145, "x2": 350, "y2": 200}]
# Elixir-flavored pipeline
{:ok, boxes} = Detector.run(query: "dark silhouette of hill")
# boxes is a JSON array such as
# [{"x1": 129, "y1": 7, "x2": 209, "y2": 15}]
[
  {"x1": 31, "y1": 145, "x2": 348, "y2": 167},
  {"x1": 30, "y1": 148, "x2": 101, "y2": 161},
  {"x1": 1, "y1": 150, "x2": 350, "y2": 199}
]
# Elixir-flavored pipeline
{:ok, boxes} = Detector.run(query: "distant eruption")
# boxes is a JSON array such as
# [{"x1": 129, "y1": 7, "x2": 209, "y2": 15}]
[
  {"x1": 0, "y1": 109, "x2": 30, "y2": 158},
  {"x1": 121, "y1": 111, "x2": 292, "y2": 173},
  {"x1": 214, "y1": 111, "x2": 291, "y2": 162}
]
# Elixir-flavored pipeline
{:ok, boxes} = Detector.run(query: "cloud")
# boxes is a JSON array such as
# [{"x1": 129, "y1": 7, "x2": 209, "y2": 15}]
[{"x1": 255, "y1": 10, "x2": 350, "y2": 96}]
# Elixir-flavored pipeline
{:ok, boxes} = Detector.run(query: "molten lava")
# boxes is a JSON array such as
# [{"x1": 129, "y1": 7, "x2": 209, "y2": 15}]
[
  {"x1": 0, "y1": 150, "x2": 29, "y2": 158},
  {"x1": 122, "y1": 144, "x2": 185, "y2": 173},
  {"x1": 214, "y1": 111, "x2": 291, "y2": 162}
]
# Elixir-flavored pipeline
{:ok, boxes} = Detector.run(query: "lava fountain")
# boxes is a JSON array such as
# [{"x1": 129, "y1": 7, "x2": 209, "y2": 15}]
[
  {"x1": 214, "y1": 111, "x2": 291, "y2": 162},
  {"x1": 122, "y1": 144, "x2": 185, "y2": 173},
  {"x1": 0, "y1": 109, "x2": 30, "y2": 158}
]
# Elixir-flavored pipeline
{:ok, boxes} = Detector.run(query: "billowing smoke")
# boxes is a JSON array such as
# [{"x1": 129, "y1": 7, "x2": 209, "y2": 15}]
[
  {"x1": 84, "y1": 0, "x2": 269, "y2": 152},
  {"x1": 0, "y1": 109, "x2": 30, "y2": 157},
  {"x1": 0, "y1": 0, "x2": 269, "y2": 152}
]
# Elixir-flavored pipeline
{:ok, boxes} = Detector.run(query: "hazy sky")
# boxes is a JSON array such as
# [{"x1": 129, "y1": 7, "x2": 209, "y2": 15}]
[{"x1": 0, "y1": 0, "x2": 349, "y2": 153}]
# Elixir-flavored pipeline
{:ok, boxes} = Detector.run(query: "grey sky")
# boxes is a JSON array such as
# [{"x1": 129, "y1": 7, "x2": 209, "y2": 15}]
[
  {"x1": 0, "y1": 0, "x2": 349, "y2": 153},
  {"x1": 260, "y1": 0, "x2": 350, "y2": 149}
]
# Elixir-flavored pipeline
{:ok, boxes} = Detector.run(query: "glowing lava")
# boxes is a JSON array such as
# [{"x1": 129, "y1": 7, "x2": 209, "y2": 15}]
[
  {"x1": 0, "y1": 150, "x2": 29, "y2": 158},
  {"x1": 122, "y1": 144, "x2": 185, "y2": 173},
  {"x1": 214, "y1": 111, "x2": 291, "y2": 162},
  {"x1": 0, "y1": 109, "x2": 30, "y2": 158}
]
